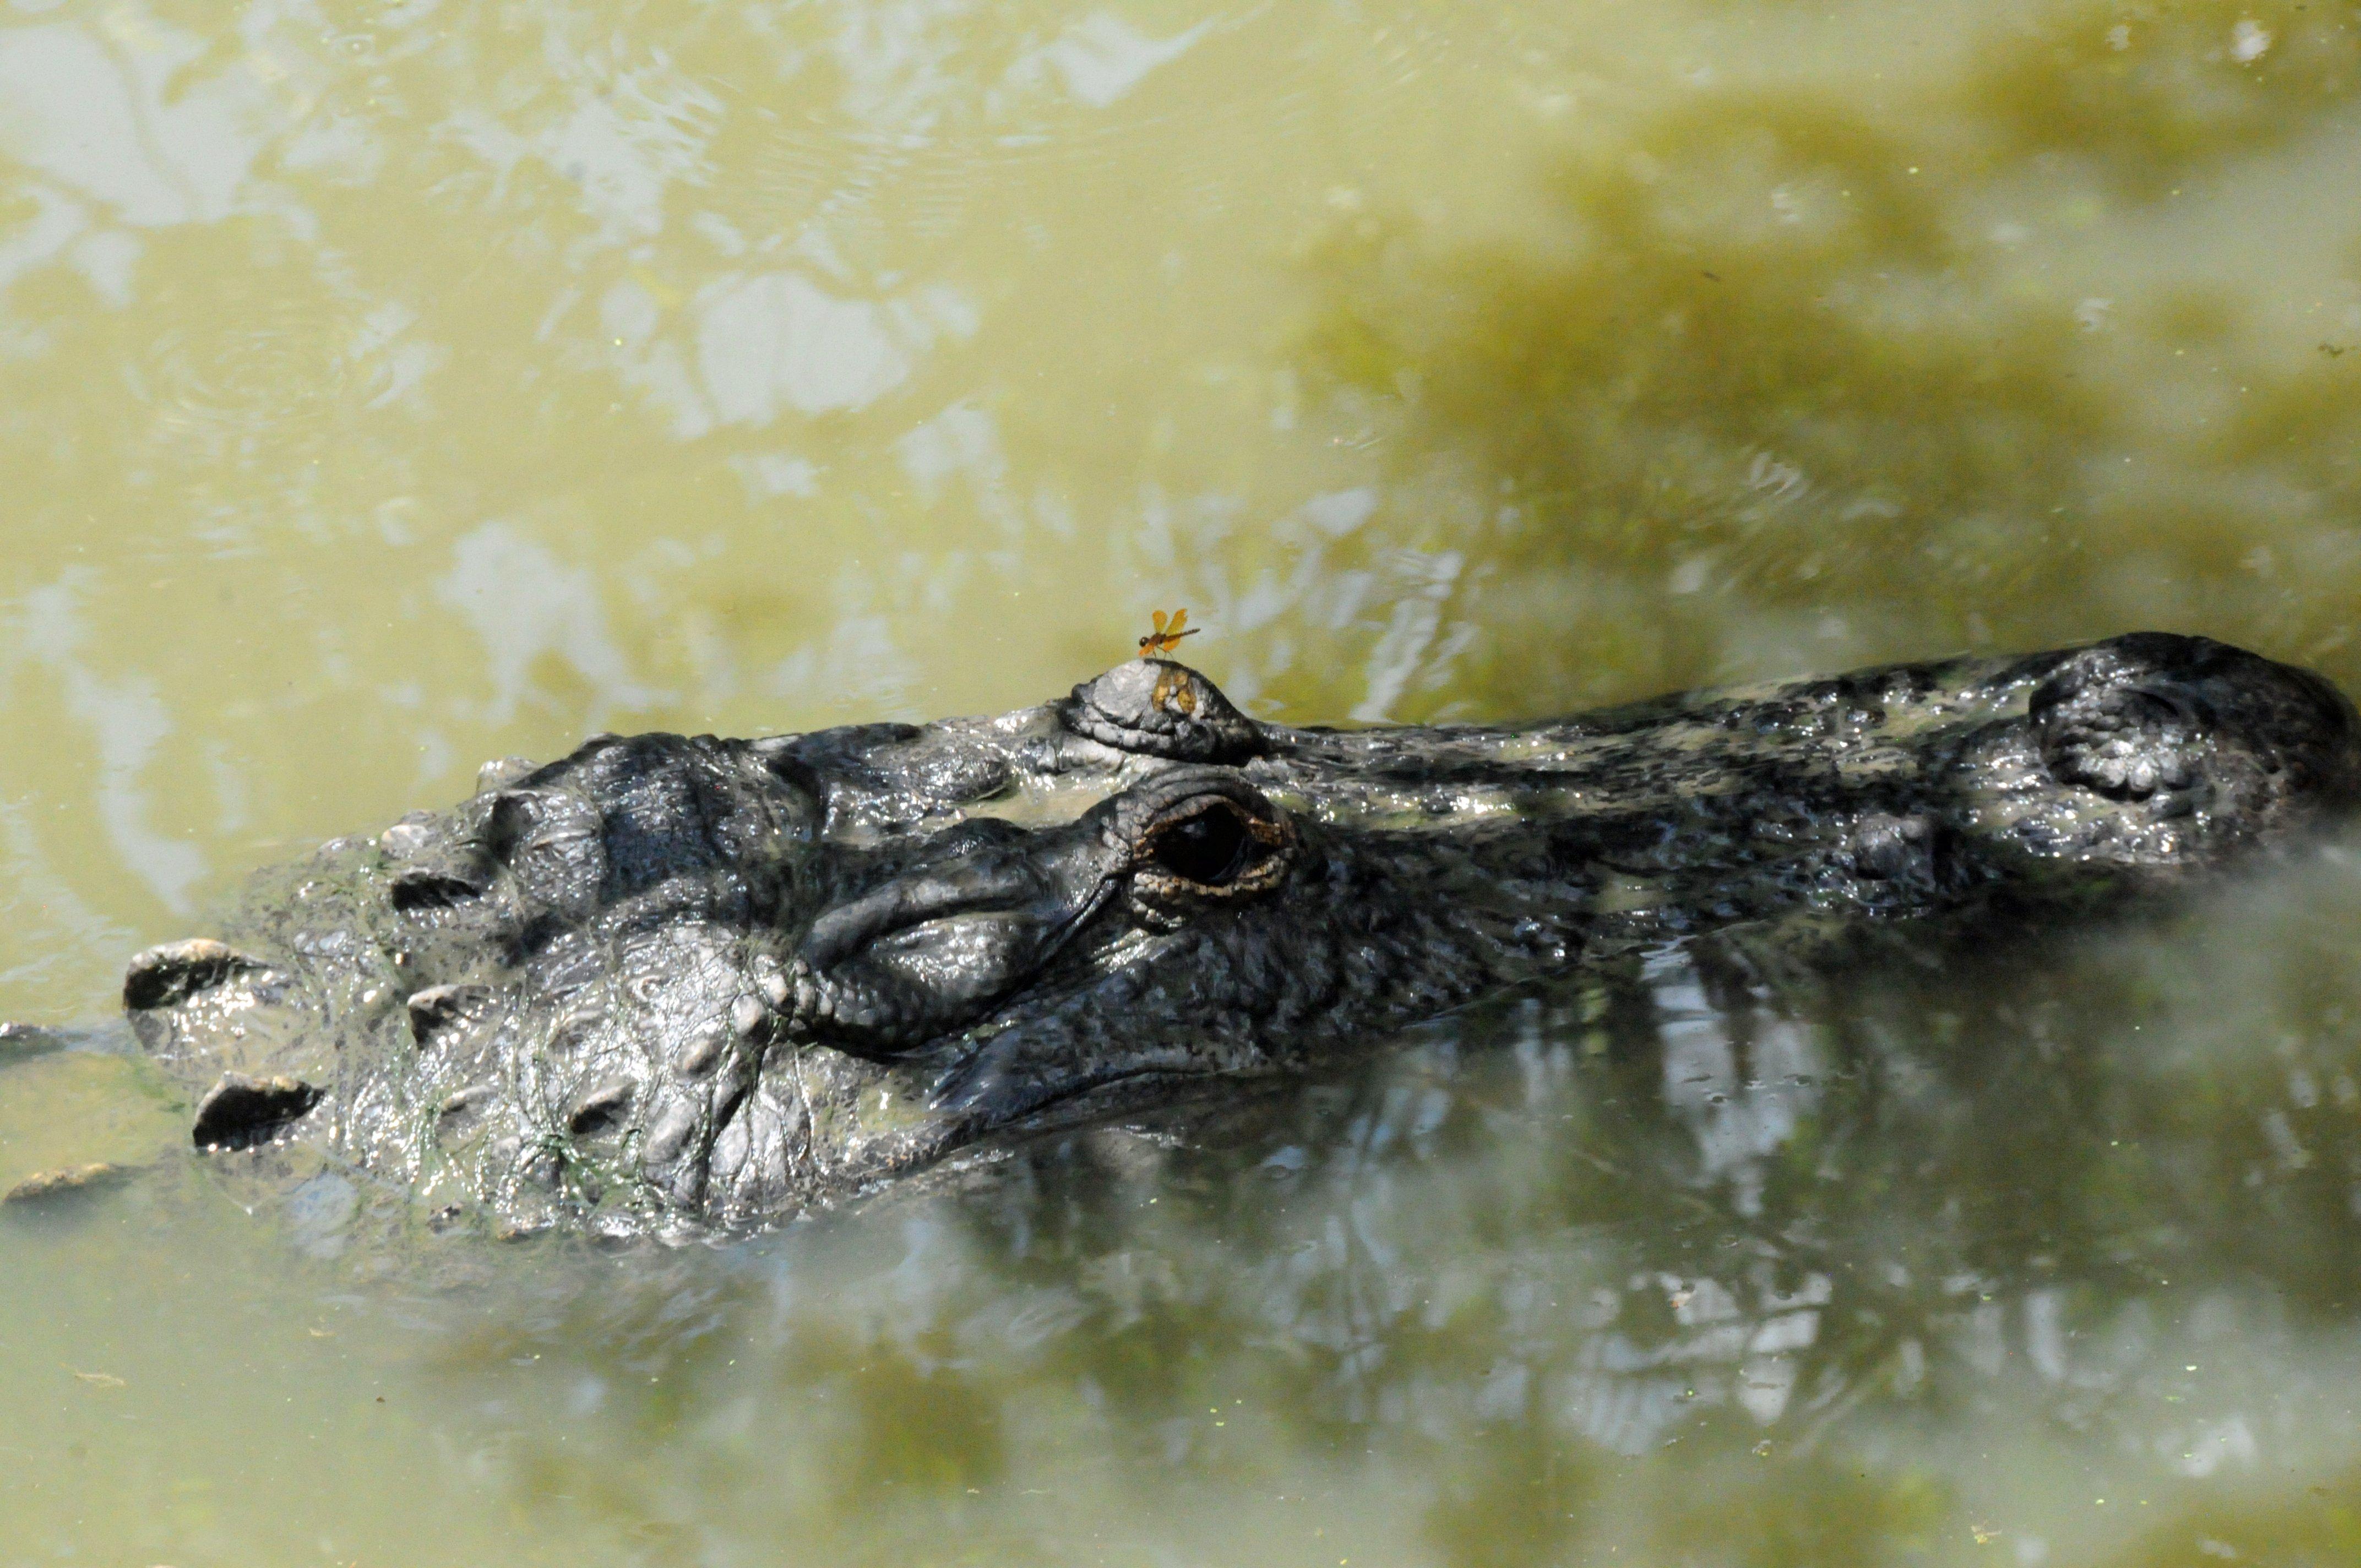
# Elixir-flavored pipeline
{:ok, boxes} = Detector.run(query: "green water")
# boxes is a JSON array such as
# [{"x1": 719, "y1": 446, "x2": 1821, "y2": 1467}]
[{"x1": 5, "y1": 0, "x2": 2361, "y2": 1560}]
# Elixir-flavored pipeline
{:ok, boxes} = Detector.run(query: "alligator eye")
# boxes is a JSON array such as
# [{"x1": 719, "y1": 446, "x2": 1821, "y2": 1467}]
[
  {"x1": 1149, "y1": 803, "x2": 1255, "y2": 885},
  {"x1": 1125, "y1": 782, "x2": 1294, "y2": 911}
]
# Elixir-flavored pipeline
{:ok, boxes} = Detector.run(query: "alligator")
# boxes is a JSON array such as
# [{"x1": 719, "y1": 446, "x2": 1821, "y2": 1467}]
[{"x1": 97, "y1": 632, "x2": 2361, "y2": 1240}]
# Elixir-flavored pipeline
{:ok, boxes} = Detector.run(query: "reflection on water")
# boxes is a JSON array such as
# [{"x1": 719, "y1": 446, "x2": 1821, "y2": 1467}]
[
  {"x1": 13, "y1": 850, "x2": 2361, "y2": 1564},
  {"x1": 5, "y1": 0, "x2": 2361, "y2": 1561}
]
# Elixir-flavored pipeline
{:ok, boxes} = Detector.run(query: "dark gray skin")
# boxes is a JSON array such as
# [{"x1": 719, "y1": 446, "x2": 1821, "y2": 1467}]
[{"x1": 111, "y1": 633, "x2": 2361, "y2": 1239}]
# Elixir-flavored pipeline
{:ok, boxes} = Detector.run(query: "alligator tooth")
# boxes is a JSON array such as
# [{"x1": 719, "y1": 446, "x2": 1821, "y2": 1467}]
[
  {"x1": 676, "y1": 1022, "x2": 728, "y2": 1077},
  {"x1": 123, "y1": 938, "x2": 266, "y2": 1011},
  {"x1": 377, "y1": 818, "x2": 436, "y2": 857},
  {"x1": 476, "y1": 756, "x2": 537, "y2": 793},
  {"x1": 730, "y1": 993, "x2": 769, "y2": 1041},
  {"x1": 641, "y1": 1095, "x2": 700, "y2": 1168},
  {"x1": 4, "y1": 1162, "x2": 130, "y2": 1206},
  {"x1": 191, "y1": 1073, "x2": 323, "y2": 1151},
  {"x1": 387, "y1": 868, "x2": 488, "y2": 912},
  {"x1": 705, "y1": 1065, "x2": 755, "y2": 1163},
  {"x1": 548, "y1": 996, "x2": 608, "y2": 1049},
  {"x1": 406, "y1": 983, "x2": 487, "y2": 1043},
  {"x1": 719, "y1": 1090, "x2": 794, "y2": 1212},
  {"x1": 567, "y1": 1079, "x2": 634, "y2": 1136},
  {"x1": 0, "y1": 1023, "x2": 66, "y2": 1063},
  {"x1": 759, "y1": 970, "x2": 791, "y2": 1009}
]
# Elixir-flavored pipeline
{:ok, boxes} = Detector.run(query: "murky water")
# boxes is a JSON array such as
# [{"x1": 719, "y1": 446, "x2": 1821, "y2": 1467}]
[{"x1": 4, "y1": 0, "x2": 2361, "y2": 1561}]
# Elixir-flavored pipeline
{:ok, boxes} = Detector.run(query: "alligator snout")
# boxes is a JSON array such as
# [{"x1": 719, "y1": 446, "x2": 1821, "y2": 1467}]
[{"x1": 2028, "y1": 633, "x2": 2361, "y2": 823}]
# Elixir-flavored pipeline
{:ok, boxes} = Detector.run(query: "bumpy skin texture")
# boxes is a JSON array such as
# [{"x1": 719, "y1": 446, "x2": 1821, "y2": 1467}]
[{"x1": 122, "y1": 633, "x2": 2361, "y2": 1238}]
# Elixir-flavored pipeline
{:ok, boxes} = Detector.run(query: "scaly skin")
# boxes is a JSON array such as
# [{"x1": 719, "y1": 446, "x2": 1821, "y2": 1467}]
[{"x1": 116, "y1": 633, "x2": 2361, "y2": 1239}]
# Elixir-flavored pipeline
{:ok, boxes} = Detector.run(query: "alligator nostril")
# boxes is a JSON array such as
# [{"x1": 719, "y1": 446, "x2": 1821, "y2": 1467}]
[{"x1": 2034, "y1": 672, "x2": 2205, "y2": 803}]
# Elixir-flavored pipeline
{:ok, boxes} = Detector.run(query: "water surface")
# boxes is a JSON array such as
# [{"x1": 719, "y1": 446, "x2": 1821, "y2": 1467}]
[{"x1": 4, "y1": 1, "x2": 2361, "y2": 1562}]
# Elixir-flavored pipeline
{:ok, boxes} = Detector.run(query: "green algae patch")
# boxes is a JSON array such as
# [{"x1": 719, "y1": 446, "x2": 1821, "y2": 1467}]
[
  {"x1": 1292, "y1": 86, "x2": 2112, "y2": 715},
  {"x1": 2102, "y1": 1461, "x2": 2361, "y2": 1568},
  {"x1": 1285, "y1": 43, "x2": 2361, "y2": 726},
  {"x1": 1965, "y1": 1, "x2": 2361, "y2": 194}
]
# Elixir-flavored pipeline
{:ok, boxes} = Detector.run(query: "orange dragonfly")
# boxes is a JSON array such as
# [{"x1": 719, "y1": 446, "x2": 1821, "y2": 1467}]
[{"x1": 1136, "y1": 607, "x2": 1201, "y2": 660}]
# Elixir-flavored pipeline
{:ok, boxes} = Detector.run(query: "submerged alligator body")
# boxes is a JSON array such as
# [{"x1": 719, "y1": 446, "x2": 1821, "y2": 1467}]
[{"x1": 118, "y1": 633, "x2": 2360, "y2": 1238}]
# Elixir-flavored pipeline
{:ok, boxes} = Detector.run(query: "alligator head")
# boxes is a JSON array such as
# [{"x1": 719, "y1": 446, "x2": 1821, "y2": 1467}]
[{"x1": 122, "y1": 632, "x2": 2361, "y2": 1238}]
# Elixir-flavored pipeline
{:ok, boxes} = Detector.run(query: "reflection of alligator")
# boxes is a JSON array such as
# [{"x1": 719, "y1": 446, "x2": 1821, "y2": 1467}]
[{"x1": 115, "y1": 633, "x2": 2361, "y2": 1238}]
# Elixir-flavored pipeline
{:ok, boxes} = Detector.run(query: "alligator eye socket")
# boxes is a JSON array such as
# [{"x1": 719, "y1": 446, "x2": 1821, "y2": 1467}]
[{"x1": 1149, "y1": 804, "x2": 1255, "y2": 886}]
